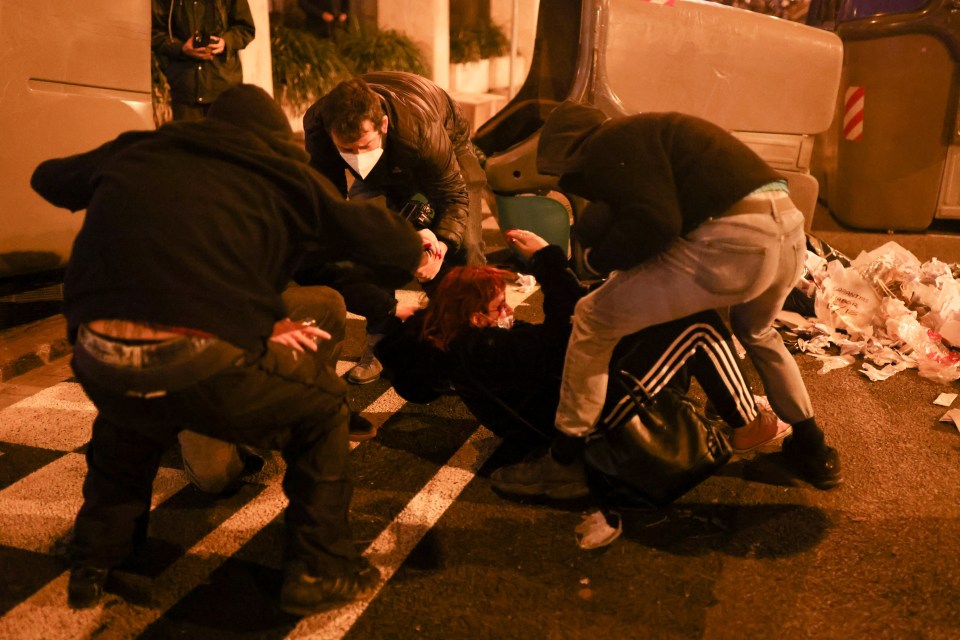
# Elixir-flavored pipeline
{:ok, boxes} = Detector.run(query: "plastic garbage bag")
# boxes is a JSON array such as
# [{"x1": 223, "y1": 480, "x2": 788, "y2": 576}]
[
  {"x1": 850, "y1": 241, "x2": 923, "y2": 299},
  {"x1": 814, "y1": 259, "x2": 881, "y2": 339},
  {"x1": 784, "y1": 237, "x2": 960, "y2": 383},
  {"x1": 885, "y1": 298, "x2": 960, "y2": 383}
]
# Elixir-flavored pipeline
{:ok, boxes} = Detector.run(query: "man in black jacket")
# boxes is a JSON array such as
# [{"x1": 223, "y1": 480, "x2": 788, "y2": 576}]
[
  {"x1": 506, "y1": 100, "x2": 842, "y2": 492},
  {"x1": 151, "y1": 0, "x2": 256, "y2": 120},
  {"x1": 30, "y1": 85, "x2": 424, "y2": 615},
  {"x1": 300, "y1": 72, "x2": 487, "y2": 384}
]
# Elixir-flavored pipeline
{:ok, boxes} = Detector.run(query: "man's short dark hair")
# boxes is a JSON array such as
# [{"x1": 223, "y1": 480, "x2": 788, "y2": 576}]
[{"x1": 320, "y1": 77, "x2": 386, "y2": 140}]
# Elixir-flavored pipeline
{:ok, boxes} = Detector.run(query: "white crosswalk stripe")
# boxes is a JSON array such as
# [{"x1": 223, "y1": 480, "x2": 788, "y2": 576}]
[
  {"x1": 0, "y1": 382, "x2": 94, "y2": 451},
  {"x1": 289, "y1": 426, "x2": 500, "y2": 639},
  {"x1": 0, "y1": 455, "x2": 186, "y2": 554}
]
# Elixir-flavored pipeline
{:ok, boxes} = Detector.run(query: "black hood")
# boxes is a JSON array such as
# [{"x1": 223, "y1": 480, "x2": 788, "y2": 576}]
[
  {"x1": 206, "y1": 84, "x2": 309, "y2": 163},
  {"x1": 536, "y1": 100, "x2": 608, "y2": 177}
]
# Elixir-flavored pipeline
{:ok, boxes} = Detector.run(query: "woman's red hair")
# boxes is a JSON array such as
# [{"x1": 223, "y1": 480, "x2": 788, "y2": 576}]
[{"x1": 421, "y1": 266, "x2": 516, "y2": 351}]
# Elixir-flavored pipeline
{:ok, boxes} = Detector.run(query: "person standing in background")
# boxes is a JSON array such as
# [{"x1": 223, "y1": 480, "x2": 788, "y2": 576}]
[
  {"x1": 152, "y1": 0, "x2": 256, "y2": 121},
  {"x1": 299, "y1": 0, "x2": 348, "y2": 39}
]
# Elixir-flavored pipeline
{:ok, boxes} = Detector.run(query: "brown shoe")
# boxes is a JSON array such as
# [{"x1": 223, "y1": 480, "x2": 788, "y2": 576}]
[
  {"x1": 349, "y1": 413, "x2": 378, "y2": 442},
  {"x1": 280, "y1": 558, "x2": 380, "y2": 617},
  {"x1": 490, "y1": 451, "x2": 590, "y2": 500}
]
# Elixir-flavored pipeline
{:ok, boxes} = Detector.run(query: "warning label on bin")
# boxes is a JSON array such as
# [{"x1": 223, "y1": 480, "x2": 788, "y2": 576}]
[{"x1": 843, "y1": 86, "x2": 864, "y2": 142}]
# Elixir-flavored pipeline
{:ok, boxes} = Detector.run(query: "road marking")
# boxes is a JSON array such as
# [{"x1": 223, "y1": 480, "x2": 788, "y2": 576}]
[
  {"x1": 0, "y1": 382, "x2": 95, "y2": 451},
  {"x1": 0, "y1": 482, "x2": 288, "y2": 640},
  {"x1": 286, "y1": 426, "x2": 501, "y2": 639},
  {"x1": 0, "y1": 454, "x2": 186, "y2": 553},
  {"x1": 0, "y1": 380, "x2": 459, "y2": 636}
]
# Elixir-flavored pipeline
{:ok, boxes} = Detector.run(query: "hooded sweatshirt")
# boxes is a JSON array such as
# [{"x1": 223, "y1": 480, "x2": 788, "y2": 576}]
[
  {"x1": 537, "y1": 101, "x2": 781, "y2": 274},
  {"x1": 31, "y1": 85, "x2": 422, "y2": 352}
]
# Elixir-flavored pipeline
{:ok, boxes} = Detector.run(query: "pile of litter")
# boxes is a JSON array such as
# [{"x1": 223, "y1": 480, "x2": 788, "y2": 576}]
[{"x1": 778, "y1": 238, "x2": 960, "y2": 385}]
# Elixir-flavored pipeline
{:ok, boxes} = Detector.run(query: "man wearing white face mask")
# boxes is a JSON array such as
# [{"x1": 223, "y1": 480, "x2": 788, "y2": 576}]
[{"x1": 300, "y1": 72, "x2": 487, "y2": 385}]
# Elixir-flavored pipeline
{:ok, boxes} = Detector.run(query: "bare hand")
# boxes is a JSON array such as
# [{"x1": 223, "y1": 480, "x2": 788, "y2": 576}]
[
  {"x1": 270, "y1": 318, "x2": 331, "y2": 352},
  {"x1": 415, "y1": 229, "x2": 447, "y2": 282},
  {"x1": 206, "y1": 36, "x2": 225, "y2": 55},
  {"x1": 395, "y1": 303, "x2": 420, "y2": 321},
  {"x1": 504, "y1": 229, "x2": 549, "y2": 259},
  {"x1": 182, "y1": 38, "x2": 214, "y2": 61}
]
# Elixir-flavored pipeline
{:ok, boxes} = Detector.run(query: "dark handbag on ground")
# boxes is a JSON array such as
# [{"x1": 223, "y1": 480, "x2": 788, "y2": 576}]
[{"x1": 583, "y1": 376, "x2": 732, "y2": 507}]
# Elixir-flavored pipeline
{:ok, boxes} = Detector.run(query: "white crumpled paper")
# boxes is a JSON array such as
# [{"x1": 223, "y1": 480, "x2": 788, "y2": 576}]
[
  {"x1": 792, "y1": 240, "x2": 960, "y2": 384},
  {"x1": 514, "y1": 273, "x2": 537, "y2": 294},
  {"x1": 574, "y1": 510, "x2": 622, "y2": 549}
]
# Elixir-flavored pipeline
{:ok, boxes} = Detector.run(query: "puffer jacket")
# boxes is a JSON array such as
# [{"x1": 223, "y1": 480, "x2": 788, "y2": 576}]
[
  {"x1": 151, "y1": 0, "x2": 256, "y2": 107},
  {"x1": 303, "y1": 71, "x2": 474, "y2": 253}
]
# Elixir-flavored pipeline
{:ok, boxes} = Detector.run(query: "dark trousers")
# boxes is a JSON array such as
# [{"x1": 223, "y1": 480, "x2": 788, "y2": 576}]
[
  {"x1": 293, "y1": 260, "x2": 411, "y2": 336},
  {"x1": 70, "y1": 286, "x2": 362, "y2": 576},
  {"x1": 171, "y1": 102, "x2": 211, "y2": 122},
  {"x1": 603, "y1": 310, "x2": 759, "y2": 431}
]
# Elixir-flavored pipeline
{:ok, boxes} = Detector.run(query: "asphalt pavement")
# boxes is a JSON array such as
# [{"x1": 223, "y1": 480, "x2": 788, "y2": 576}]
[{"x1": 0, "y1": 207, "x2": 958, "y2": 639}]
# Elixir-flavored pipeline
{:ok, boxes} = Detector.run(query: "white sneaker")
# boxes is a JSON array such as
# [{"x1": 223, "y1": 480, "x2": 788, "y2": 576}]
[{"x1": 731, "y1": 410, "x2": 792, "y2": 454}]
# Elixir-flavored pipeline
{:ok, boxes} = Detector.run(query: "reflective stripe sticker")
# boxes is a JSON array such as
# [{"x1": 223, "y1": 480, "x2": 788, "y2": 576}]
[{"x1": 843, "y1": 86, "x2": 865, "y2": 142}]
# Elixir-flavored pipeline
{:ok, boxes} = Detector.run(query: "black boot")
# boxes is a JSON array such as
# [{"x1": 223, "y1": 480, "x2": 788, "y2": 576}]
[{"x1": 67, "y1": 566, "x2": 109, "y2": 609}]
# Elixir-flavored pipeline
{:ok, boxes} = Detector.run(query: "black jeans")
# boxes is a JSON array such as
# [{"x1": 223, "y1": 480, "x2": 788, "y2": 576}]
[{"x1": 70, "y1": 286, "x2": 363, "y2": 576}]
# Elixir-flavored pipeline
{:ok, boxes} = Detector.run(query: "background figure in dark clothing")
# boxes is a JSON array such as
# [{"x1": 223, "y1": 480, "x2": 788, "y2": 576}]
[
  {"x1": 29, "y1": 85, "x2": 424, "y2": 616},
  {"x1": 300, "y1": 71, "x2": 488, "y2": 385},
  {"x1": 299, "y1": 0, "x2": 348, "y2": 39},
  {"x1": 152, "y1": 0, "x2": 256, "y2": 121},
  {"x1": 376, "y1": 230, "x2": 774, "y2": 500}
]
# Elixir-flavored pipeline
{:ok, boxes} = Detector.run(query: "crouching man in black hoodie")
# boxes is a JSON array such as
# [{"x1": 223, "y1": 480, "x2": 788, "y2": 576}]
[{"x1": 30, "y1": 85, "x2": 424, "y2": 616}]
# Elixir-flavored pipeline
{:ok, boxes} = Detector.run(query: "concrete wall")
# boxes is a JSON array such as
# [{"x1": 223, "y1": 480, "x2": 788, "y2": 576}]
[
  {"x1": 376, "y1": 0, "x2": 450, "y2": 88},
  {"x1": 490, "y1": 0, "x2": 538, "y2": 66},
  {"x1": 240, "y1": 0, "x2": 275, "y2": 95}
]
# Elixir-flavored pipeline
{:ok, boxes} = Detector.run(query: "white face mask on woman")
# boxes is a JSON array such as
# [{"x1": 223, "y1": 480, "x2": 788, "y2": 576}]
[
  {"x1": 496, "y1": 308, "x2": 515, "y2": 330},
  {"x1": 339, "y1": 144, "x2": 383, "y2": 179}
]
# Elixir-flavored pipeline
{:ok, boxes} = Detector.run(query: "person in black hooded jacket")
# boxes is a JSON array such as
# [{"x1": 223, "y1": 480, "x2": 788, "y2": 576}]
[
  {"x1": 30, "y1": 85, "x2": 424, "y2": 616},
  {"x1": 526, "y1": 100, "x2": 842, "y2": 493}
]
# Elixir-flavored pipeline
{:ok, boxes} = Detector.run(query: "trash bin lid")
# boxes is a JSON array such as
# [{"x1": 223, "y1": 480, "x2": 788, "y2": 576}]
[{"x1": 839, "y1": 0, "x2": 932, "y2": 21}]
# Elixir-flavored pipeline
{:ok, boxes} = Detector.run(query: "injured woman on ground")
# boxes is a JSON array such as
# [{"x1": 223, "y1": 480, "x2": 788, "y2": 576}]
[{"x1": 375, "y1": 230, "x2": 790, "y2": 501}]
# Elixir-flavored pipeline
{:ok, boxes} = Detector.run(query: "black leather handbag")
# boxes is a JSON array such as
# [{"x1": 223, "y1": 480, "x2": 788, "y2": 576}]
[{"x1": 583, "y1": 375, "x2": 732, "y2": 507}]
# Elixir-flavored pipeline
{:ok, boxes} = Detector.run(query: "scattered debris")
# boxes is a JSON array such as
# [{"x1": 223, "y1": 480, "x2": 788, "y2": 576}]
[
  {"x1": 575, "y1": 510, "x2": 622, "y2": 549},
  {"x1": 514, "y1": 273, "x2": 537, "y2": 294},
  {"x1": 781, "y1": 240, "x2": 960, "y2": 384},
  {"x1": 933, "y1": 393, "x2": 957, "y2": 407},
  {"x1": 938, "y1": 409, "x2": 960, "y2": 434}
]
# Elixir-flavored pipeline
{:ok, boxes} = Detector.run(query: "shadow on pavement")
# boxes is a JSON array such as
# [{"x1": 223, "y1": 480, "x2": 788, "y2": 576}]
[{"x1": 618, "y1": 502, "x2": 831, "y2": 559}]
